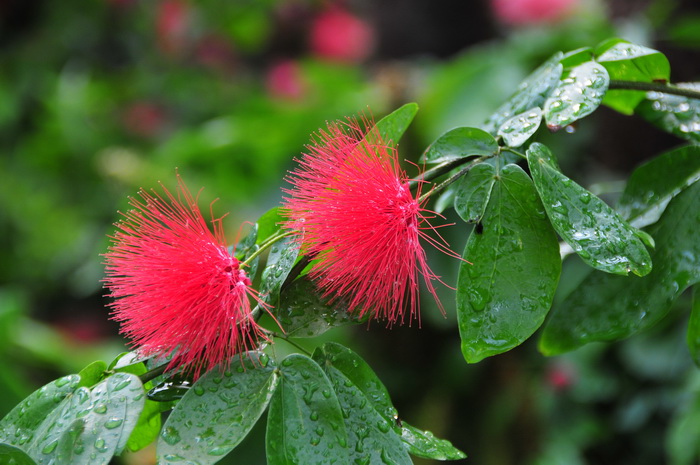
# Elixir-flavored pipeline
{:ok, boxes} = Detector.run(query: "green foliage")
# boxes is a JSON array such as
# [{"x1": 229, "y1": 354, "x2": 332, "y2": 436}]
[
  {"x1": 637, "y1": 83, "x2": 700, "y2": 144},
  {"x1": 421, "y1": 127, "x2": 498, "y2": 163}
]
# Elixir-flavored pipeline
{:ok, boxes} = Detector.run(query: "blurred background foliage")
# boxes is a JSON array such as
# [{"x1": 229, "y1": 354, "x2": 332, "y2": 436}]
[{"x1": 1, "y1": 0, "x2": 699, "y2": 464}]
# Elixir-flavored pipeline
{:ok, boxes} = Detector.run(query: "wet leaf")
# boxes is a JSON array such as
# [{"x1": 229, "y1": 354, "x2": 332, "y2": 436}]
[
  {"x1": 527, "y1": 143, "x2": 652, "y2": 276},
  {"x1": 457, "y1": 164, "x2": 561, "y2": 363},
  {"x1": 497, "y1": 107, "x2": 542, "y2": 147},
  {"x1": 688, "y1": 286, "x2": 700, "y2": 367},
  {"x1": 421, "y1": 127, "x2": 498, "y2": 164},
  {"x1": 27, "y1": 373, "x2": 144, "y2": 465},
  {"x1": 617, "y1": 145, "x2": 700, "y2": 228},
  {"x1": 559, "y1": 47, "x2": 594, "y2": 68},
  {"x1": 313, "y1": 343, "x2": 411, "y2": 465},
  {"x1": 157, "y1": 352, "x2": 277, "y2": 464},
  {"x1": 276, "y1": 277, "x2": 360, "y2": 338},
  {"x1": 595, "y1": 38, "x2": 670, "y2": 115},
  {"x1": 372, "y1": 103, "x2": 419, "y2": 144},
  {"x1": 401, "y1": 423, "x2": 466, "y2": 460},
  {"x1": 454, "y1": 162, "x2": 497, "y2": 224},
  {"x1": 636, "y1": 82, "x2": 700, "y2": 144},
  {"x1": 256, "y1": 207, "x2": 283, "y2": 245},
  {"x1": 543, "y1": 61, "x2": 609, "y2": 130},
  {"x1": 539, "y1": 180, "x2": 700, "y2": 355},
  {"x1": 0, "y1": 375, "x2": 81, "y2": 449},
  {"x1": 77, "y1": 361, "x2": 107, "y2": 388},
  {"x1": 0, "y1": 444, "x2": 36, "y2": 465},
  {"x1": 260, "y1": 235, "x2": 299, "y2": 306},
  {"x1": 125, "y1": 398, "x2": 163, "y2": 453},
  {"x1": 266, "y1": 354, "x2": 349, "y2": 465},
  {"x1": 483, "y1": 52, "x2": 563, "y2": 133}
]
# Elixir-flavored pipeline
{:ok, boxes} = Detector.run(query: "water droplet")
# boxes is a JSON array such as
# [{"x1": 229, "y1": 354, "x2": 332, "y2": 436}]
[
  {"x1": 193, "y1": 386, "x2": 205, "y2": 396},
  {"x1": 93, "y1": 403, "x2": 108, "y2": 414},
  {"x1": 161, "y1": 426, "x2": 182, "y2": 445},
  {"x1": 104, "y1": 418, "x2": 124, "y2": 429},
  {"x1": 94, "y1": 438, "x2": 108, "y2": 452},
  {"x1": 112, "y1": 378, "x2": 131, "y2": 391},
  {"x1": 42, "y1": 440, "x2": 58, "y2": 454},
  {"x1": 208, "y1": 446, "x2": 229, "y2": 456}
]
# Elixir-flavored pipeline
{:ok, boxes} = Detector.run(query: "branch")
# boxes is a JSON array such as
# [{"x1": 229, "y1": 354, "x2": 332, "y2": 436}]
[{"x1": 609, "y1": 80, "x2": 700, "y2": 100}]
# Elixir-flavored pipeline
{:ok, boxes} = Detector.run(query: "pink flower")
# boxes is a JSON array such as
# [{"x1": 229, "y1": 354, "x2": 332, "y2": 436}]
[
  {"x1": 309, "y1": 5, "x2": 374, "y2": 63},
  {"x1": 104, "y1": 177, "x2": 267, "y2": 379},
  {"x1": 266, "y1": 59, "x2": 306, "y2": 101},
  {"x1": 491, "y1": 0, "x2": 577, "y2": 26},
  {"x1": 282, "y1": 118, "x2": 456, "y2": 325}
]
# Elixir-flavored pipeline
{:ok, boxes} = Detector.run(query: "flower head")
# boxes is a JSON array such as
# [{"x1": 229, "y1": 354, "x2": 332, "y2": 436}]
[
  {"x1": 282, "y1": 118, "x2": 456, "y2": 325},
  {"x1": 104, "y1": 177, "x2": 267, "y2": 379}
]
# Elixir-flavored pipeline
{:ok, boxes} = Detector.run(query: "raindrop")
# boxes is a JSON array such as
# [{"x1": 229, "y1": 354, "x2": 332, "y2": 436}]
[
  {"x1": 94, "y1": 438, "x2": 108, "y2": 452},
  {"x1": 193, "y1": 386, "x2": 205, "y2": 396},
  {"x1": 42, "y1": 440, "x2": 58, "y2": 454},
  {"x1": 104, "y1": 418, "x2": 124, "y2": 429},
  {"x1": 208, "y1": 446, "x2": 229, "y2": 456},
  {"x1": 55, "y1": 377, "x2": 72, "y2": 388},
  {"x1": 112, "y1": 378, "x2": 131, "y2": 392},
  {"x1": 162, "y1": 426, "x2": 182, "y2": 445},
  {"x1": 93, "y1": 404, "x2": 108, "y2": 414}
]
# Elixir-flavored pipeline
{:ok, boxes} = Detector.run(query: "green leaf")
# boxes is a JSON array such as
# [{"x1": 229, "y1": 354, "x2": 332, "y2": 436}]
[
  {"x1": 147, "y1": 376, "x2": 191, "y2": 402},
  {"x1": 157, "y1": 352, "x2": 278, "y2": 463},
  {"x1": 125, "y1": 398, "x2": 162, "y2": 452},
  {"x1": 617, "y1": 145, "x2": 700, "y2": 228},
  {"x1": 483, "y1": 52, "x2": 563, "y2": 133},
  {"x1": 457, "y1": 164, "x2": 561, "y2": 363},
  {"x1": 527, "y1": 143, "x2": 652, "y2": 276},
  {"x1": 373, "y1": 103, "x2": 419, "y2": 144},
  {"x1": 543, "y1": 61, "x2": 609, "y2": 130},
  {"x1": 276, "y1": 277, "x2": 359, "y2": 338},
  {"x1": 539, "y1": 180, "x2": 700, "y2": 355},
  {"x1": 667, "y1": 377, "x2": 700, "y2": 465},
  {"x1": 256, "y1": 207, "x2": 283, "y2": 246},
  {"x1": 595, "y1": 39, "x2": 670, "y2": 115},
  {"x1": 559, "y1": 47, "x2": 594, "y2": 68},
  {"x1": 313, "y1": 343, "x2": 411, "y2": 465},
  {"x1": 27, "y1": 373, "x2": 145, "y2": 465},
  {"x1": 260, "y1": 235, "x2": 299, "y2": 306},
  {"x1": 0, "y1": 375, "x2": 81, "y2": 448},
  {"x1": 421, "y1": 127, "x2": 498, "y2": 164},
  {"x1": 77, "y1": 361, "x2": 107, "y2": 388},
  {"x1": 497, "y1": 107, "x2": 542, "y2": 147},
  {"x1": 454, "y1": 162, "x2": 497, "y2": 224},
  {"x1": 0, "y1": 444, "x2": 36, "y2": 465},
  {"x1": 688, "y1": 285, "x2": 700, "y2": 367},
  {"x1": 636, "y1": 83, "x2": 700, "y2": 144},
  {"x1": 266, "y1": 354, "x2": 349, "y2": 465},
  {"x1": 400, "y1": 423, "x2": 466, "y2": 461},
  {"x1": 234, "y1": 223, "x2": 260, "y2": 278}
]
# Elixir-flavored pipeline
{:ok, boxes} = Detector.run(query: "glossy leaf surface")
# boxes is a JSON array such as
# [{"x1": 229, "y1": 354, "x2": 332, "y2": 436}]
[
  {"x1": 77, "y1": 361, "x2": 107, "y2": 389},
  {"x1": 421, "y1": 127, "x2": 498, "y2": 164},
  {"x1": 497, "y1": 107, "x2": 542, "y2": 147},
  {"x1": 543, "y1": 61, "x2": 609, "y2": 130},
  {"x1": 0, "y1": 444, "x2": 36, "y2": 465},
  {"x1": 157, "y1": 352, "x2": 277, "y2": 464},
  {"x1": 260, "y1": 235, "x2": 299, "y2": 306},
  {"x1": 266, "y1": 354, "x2": 349, "y2": 465},
  {"x1": 540, "y1": 180, "x2": 700, "y2": 355},
  {"x1": 457, "y1": 164, "x2": 561, "y2": 363},
  {"x1": 373, "y1": 102, "x2": 419, "y2": 144},
  {"x1": 277, "y1": 277, "x2": 359, "y2": 338},
  {"x1": 400, "y1": 423, "x2": 466, "y2": 460},
  {"x1": 527, "y1": 143, "x2": 651, "y2": 276},
  {"x1": 313, "y1": 343, "x2": 411, "y2": 465},
  {"x1": 454, "y1": 162, "x2": 497, "y2": 224},
  {"x1": 636, "y1": 83, "x2": 700, "y2": 144},
  {"x1": 617, "y1": 145, "x2": 700, "y2": 228},
  {"x1": 256, "y1": 207, "x2": 283, "y2": 245}
]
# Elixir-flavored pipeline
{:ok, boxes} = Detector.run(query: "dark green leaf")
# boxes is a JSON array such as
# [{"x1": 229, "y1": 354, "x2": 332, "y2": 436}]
[
  {"x1": 256, "y1": 207, "x2": 283, "y2": 245},
  {"x1": 539, "y1": 180, "x2": 700, "y2": 355},
  {"x1": 266, "y1": 354, "x2": 349, "y2": 465},
  {"x1": 372, "y1": 103, "x2": 419, "y2": 144},
  {"x1": 457, "y1": 164, "x2": 561, "y2": 363},
  {"x1": 434, "y1": 184, "x2": 458, "y2": 215},
  {"x1": 543, "y1": 61, "x2": 609, "y2": 130},
  {"x1": 313, "y1": 343, "x2": 411, "y2": 465},
  {"x1": 0, "y1": 444, "x2": 36, "y2": 465},
  {"x1": 147, "y1": 376, "x2": 191, "y2": 402},
  {"x1": 667, "y1": 385, "x2": 700, "y2": 465},
  {"x1": 0, "y1": 375, "x2": 81, "y2": 448},
  {"x1": 595, "y1": 39, "x2": 670, "y2": 115},
  {"x1": 276, "y1": 277, "x2": 359, "y2": 338},
  {"x1": 234, "y1": 223, "x2": 260, "y2": 278},
  {"x1": 260, "y1": 235, "x2": 299, "y2": 306},
  {"x1": 157, "y1": 352, "x2": 278, "y2": 463},
  {"x1": 497, "y1": 107, "x2": 542, "y2": 147},
  {"x1": 483, "y1": 52, "x2": 563, "y2": 133},
  {"x1": 454, "y1": 162, "x2": 497, "y2": 224},
  {"x1": 27, "y1": 373, "x2": 144, "y2": 465},
  {"x1": 617, "y1": 145, "x2": 700, "y2": 228},
  {"x1": 401, "y1": 423, "x2": 466, "y2": 460},
  {"x1": 77, "y1": 361, "x2": 107, "y2": 388},
  {"x1": 527, "y1": 143, "x2": 651, "y2": 276},
  {"x1": 636, "y1": 83, "x2": 700, "y2": 144},
  {"x1": 421, "y1": 127, "x2": 498, "y2": 164},
  {"x1": 688, "y1": 285, "x2": 700, "y2": 367}
]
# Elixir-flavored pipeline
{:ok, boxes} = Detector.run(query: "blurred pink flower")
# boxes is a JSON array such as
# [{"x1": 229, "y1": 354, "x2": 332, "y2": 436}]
[
  {"x1": 122, "y1": 102, "x2": 166, "y2": 138},
  {"x1": 266, "y1": 59, "x2": 306, "y2": 101},
  {"x1": 157, "y1": 0, "x2": 191, "y2": 56},
  {"x1": 104, "y1": 177, "x2": 267, "y2": 378},
  {"x1": 282, "y1": 117, "x2": 457, "y2": 325},
  {"x1": 309, "y1": 5, "x2": 374, "y2": 63},
  {"x1": 491, "y1": 0, "x2": 577, "y2": 25}
]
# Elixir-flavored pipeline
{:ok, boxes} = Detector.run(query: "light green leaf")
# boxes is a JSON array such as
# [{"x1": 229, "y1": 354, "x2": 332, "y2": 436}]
[
  {"x1": 0, "y1": 444, "x2": 36, "y2": 465},
  {"x1": 543, "y1": 61, "x2": 609, "y2": 130},
  {"x1": 401, "y1": 423, "x2": 466, "y2": 460},
  {"x1": 157, "y1": 352, "x2": 277, "y2": 464},
  {"x1": 276, "y1": 277, "x2": 360, "y2": 338},
  {"x1": 77, "y1": 361, "x2": 107, "y2": 388},
  {"x1": 125, "y1": 398, "x2": 163, "y2": 453},
  {"x1": 313, "y1": 343, "x2": 411, "y2": 465},
  {"x1": 527, "y1": 143, "x2": 651, "y2": 276},
  {"x1": 559, "y1": 47, "x2": 594, "y2": 68},
  {"x1": 421, "y1": 127, "x2": 498, "y2": 164},
  {"x1": 617, "y1": 145, "x2": 700, "y2": 228},
  {"x1": 373, "y1": 103, "x2": 419, "y2": 144},
  {"x1": 636, "y1": 82, "x2": 700, "y2": 144},
  {"x1": 454, "y1": 163, "x2": 497, "y2": 224},
  {"x1": 260, "y1": 235, "x2": 299, "y2": 306},
  {"x1": 256, "y1": 207, "x2": 283, "y2": 245},
  {"x1": 266, "y1": 354, "x2": 349, "y2": 465},
  {"x1": 497, "y1": 107, "x2": 542, "y2": 147},
  {"x1": 539, "y1": 180, "x2": 700, "y2": 355},
  {"x1": 0, "y1": 375, "x2": 81, "y2": 448},
  {"x1": 457, "y1": 164, "x2": 561, "y2": 363}
]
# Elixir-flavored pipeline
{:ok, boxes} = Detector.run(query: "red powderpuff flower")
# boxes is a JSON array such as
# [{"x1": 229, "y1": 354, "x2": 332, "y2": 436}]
[
  {"x1": 104, "y1": 176, "x2": 268, "y2": 379},
  {"x1": 282, "y1": 118, "x2": 458, "y2": 325}
]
